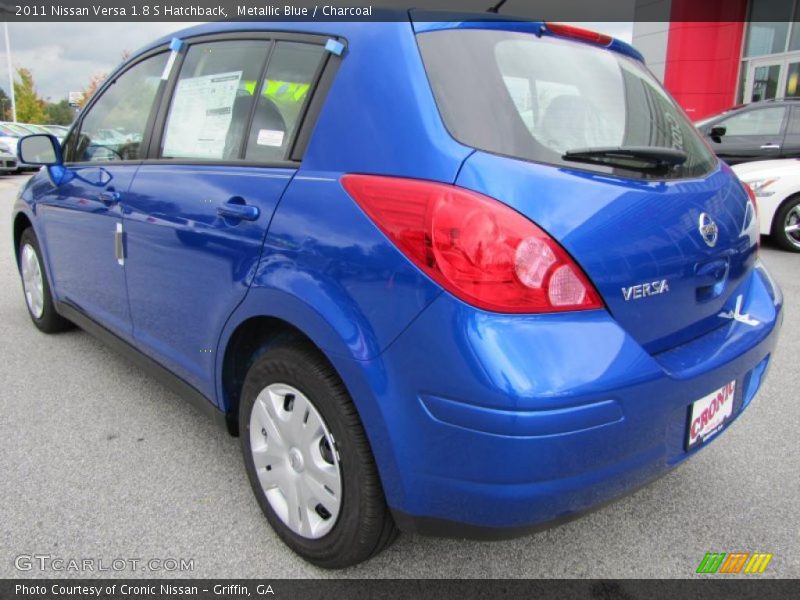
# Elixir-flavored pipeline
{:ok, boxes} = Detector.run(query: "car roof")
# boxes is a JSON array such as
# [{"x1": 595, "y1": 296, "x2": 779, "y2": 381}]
[
  {"x1": 702, "y1": 98, "x2": 800, "y2": 121},
  {"x1": 128, "y1": 15, "x2": 639, "y2": 68}
]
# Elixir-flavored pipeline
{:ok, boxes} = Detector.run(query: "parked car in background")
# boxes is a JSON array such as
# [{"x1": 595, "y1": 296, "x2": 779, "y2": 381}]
[
  {"x1": 24, "y1": 123, "x2": 55, "y2": 136},
  {"x1": 41, "y1": 125, "x2": 70, "y2": 140},
  {"x1": 12, "y1": 19, "x2": 783, "y2": 568},
  {"x1": 0, "y1": 140, "x2": 18, "y2": 173},
  {"x1": 733, "y1": 158, "x2": 800, "y2": 252},
  {"x1": 0, "y1": 123, "x2": 34, "y2": 171},
  {"x1": 1, "y1": 122, "x2": 38, "y2": 136},
  {"x1": 695, "y1": 98, "x2": 800, "y2": 165}
]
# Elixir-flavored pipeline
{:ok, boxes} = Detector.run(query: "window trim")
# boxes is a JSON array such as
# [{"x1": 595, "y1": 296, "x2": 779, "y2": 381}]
[
  {"x1": 147, "y1": 30, "x2": 344, "y2": 168},
  {"x1": 64, "y1": 46, "x2": 171, "y2": 167}
]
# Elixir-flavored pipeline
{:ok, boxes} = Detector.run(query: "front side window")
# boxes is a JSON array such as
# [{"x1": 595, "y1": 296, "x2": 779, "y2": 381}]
[
  {"x1": 418, "y1": 29, "x2": 716, "y2": 180},
  {"x1": 161, "y1": 40, "x2": 271, "y2": 161},
  {"x1": 719, "y1": 107, "x2": 786, "y2": 136},
  {"x1": 72, "y1": 53, "x2": 166, "y2": 162}
]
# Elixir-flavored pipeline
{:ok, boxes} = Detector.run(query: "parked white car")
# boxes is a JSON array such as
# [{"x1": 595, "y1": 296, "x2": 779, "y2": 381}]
[{"x1": 733, "y1": 159, "x2": 800, "y2": 252}]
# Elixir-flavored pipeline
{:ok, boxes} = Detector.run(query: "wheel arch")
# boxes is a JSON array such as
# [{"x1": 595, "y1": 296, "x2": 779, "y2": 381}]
[
  {"x1": 215, "y1": 293, "x2": 406, "y2": 509},
  {"x1": 772, "y1": 191, "x2": 800, "y2": 228},
  {"x1": 220, "y1": 315, "x2": 325, "y2": 436},
  {"x1": 13, "y1": 211, "x2": 33, "y2": 265},
  {"x1": 770, "y1": 191, "x2": 800, "y2": 248}
]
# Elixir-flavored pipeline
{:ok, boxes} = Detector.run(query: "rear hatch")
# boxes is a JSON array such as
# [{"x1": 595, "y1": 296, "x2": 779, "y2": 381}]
[{"x1": 416, "y1": 23, "x2": 759, "y2": 354}]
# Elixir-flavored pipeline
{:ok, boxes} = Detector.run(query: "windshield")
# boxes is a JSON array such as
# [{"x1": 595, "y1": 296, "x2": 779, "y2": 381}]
[{"x1": 418, "y1": 29, "x2": 716, "y2": 180}]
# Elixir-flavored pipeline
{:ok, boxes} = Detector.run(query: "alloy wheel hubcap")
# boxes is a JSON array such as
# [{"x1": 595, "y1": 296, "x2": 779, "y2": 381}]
[
  {"x1": 785, "y1": 205, "x2": 800, "y2": 249},
  {"x1": 249, "y1": 383, "x2": 341, "y2": 539},
  {"x1": 20, "y1": 244, "x2": 44, "y2": 319}
]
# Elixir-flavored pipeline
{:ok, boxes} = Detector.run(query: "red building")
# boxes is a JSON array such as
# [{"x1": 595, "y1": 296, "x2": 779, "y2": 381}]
[{"x1": 633, "y1": 0, "x2": 800, "y2": 120}]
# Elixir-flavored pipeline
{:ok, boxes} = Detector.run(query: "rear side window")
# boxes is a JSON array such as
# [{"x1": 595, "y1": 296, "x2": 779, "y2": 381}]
[
  {"x1": 71, "y1": 52, "x2": 167, "y2": 162},
  {"x1": 161, "y1": 39, "x2": 326, "y2": 163},
  {"x1": 162, "y1": 40, "x2": 271, "y2": 160},
  {"x1": 418, "y1": 29, "x2": 716, "y2": 180},
  {"x1": 244, "y1": 41, "x2": 325, "y2": 162},
  {"x1": 718, "y1": 107, "x2": 786, "y2": 136}
]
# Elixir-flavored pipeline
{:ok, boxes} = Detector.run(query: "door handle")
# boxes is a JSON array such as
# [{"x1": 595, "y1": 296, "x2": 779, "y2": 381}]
[
  {"x1": 217, "y1": 200, "x2": 259, "y2": 222},
  {"x1": 760, "y1": 143, "x2": 780, "y2": 149},
  {"x1": 99, "y1": 190, "x2": 121, "y2": 206}
]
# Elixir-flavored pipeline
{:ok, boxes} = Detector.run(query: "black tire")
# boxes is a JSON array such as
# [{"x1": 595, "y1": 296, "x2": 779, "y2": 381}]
[
  {"x1": 239, "y1": 342, "x2": 397, "y2": 568},
  {"x1": 771, "y1": 194, "x2": 800, "y2": 253},
  {"x1": 17, "y1": 228, "x2": 73, "y2": 333}
]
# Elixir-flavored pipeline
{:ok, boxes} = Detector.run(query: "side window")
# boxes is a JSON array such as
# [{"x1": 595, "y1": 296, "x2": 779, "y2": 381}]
[
  {"x1": 718, "y1": 107, "x2": 786, "y2": 136},
  {"x1": 161, "y1": 41, "x2": 270, "y2": 160},
  {"x1": 72, "y1": 53, "x2": 167, "y2": 162},
  {"x1": 244, "y1": 41, "x2": 325, "y2": 162}
]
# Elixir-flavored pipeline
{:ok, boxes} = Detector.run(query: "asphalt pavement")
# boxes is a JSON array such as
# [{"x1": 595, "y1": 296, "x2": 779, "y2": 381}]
[{"x1": 0, "y1": 173, "x2": 798, "y2": 578}]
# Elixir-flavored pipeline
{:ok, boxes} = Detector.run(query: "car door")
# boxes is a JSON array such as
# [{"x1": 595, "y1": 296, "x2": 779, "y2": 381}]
[
  {"x1": 34, "y1": 51, "x2": 167, "y2": 338},
  {"x1": 779, "y1": 105, "x2": 800, "y2": 158},
  {"x1": 123, "y1": 36, "x2": 328, "y2": 398},
  {"x1": 707, "y1": 105, "x2": 788, "y2": 164}
]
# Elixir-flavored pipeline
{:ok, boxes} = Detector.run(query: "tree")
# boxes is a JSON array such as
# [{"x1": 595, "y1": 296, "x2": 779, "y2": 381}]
[
  {"x1": 14, "y1": 67, "x2": 47, "y2": 123},
  {"x1": 78, "y1": 72, "x2": 106, "y2": 109},
  {"x1": 44, "y1": 99, "x2": 74, "y2": 125},
  {"x1": 0, "y1": 87, "x2": 10, "y2": 120}
]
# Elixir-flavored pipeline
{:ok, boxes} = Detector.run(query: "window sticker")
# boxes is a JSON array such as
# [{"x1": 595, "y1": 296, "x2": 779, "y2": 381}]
[
  {"x1": 163, "y1": 70, "x2": 243, "y2": 159},
  {"x1": 256, "y1": 129, "x2": 285, "y2": 147}
]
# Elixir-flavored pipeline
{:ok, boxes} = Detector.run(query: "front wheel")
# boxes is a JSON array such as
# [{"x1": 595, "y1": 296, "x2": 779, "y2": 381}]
[
  {"x1": 772, "y1": 195, "x2": 800, "y2": 252},
  {"x1": 17, "y1": 228, "x2": 73, "y2": 333},
  {"x1": 239, "y1": 343, "x2": 397, "y2": 568}
]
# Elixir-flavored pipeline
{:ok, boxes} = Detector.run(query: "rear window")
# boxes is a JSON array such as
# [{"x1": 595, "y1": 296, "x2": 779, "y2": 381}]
[{"x1": 418, "y1": 29, "x2": 716, "y2": 180}]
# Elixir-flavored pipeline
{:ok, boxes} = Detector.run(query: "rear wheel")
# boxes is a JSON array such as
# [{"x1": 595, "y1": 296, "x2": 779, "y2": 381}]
[
  {"x1": 239, "y1": 343, "x2": 397, "y2": 568},
  {"x1": 17, "y1": 228, "x2": 73, "y2": 333},
  {"x1": 772, "y1": 195, "x2": 800, "y2": 252}
]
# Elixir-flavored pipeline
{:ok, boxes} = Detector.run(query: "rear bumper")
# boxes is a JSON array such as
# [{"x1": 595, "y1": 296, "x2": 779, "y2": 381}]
[{"x1": 337, "y1": 261, "x2": 783, "y2": 535}]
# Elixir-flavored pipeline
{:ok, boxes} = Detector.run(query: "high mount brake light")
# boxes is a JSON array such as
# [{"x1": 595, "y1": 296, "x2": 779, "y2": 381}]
[
  {"x1": 544, "y1": 22, "x2": 613, "y2": 47},
  {"x1": 341, "y1": 174, "x2": 603, "y2": 314}
]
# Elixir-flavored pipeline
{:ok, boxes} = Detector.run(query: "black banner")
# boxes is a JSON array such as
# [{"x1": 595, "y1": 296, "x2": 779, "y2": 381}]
[
  {"x1": 3, "y1": 580, "x2": 800, "y2": 600},
  {"x1": 0, "y1": 0, "x2": 643, "y2": 22},
  {"x1": 0, "y1": 0, "x2": 763, "y2": 23}
]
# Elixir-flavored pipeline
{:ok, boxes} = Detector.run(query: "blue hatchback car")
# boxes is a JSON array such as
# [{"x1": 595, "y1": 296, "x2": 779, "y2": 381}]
[{"x1": 13, "y1": 17, "x2": 783, "y2": 568}]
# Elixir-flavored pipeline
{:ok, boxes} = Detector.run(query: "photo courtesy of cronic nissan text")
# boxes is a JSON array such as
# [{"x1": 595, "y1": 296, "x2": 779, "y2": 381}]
[{"x1": 0, "y1": 0, "x2": 798, "y2": 598}]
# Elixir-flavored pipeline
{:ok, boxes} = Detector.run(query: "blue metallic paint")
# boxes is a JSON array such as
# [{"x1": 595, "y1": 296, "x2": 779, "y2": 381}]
[
  {"x1": 456, "y1": 152, "x2": 759, "y2": 353},
  {"x1": 12, "y1": 18, "x2": 784, "y2": 534},
  {"x1": 123, "y1": 164, "x2": 296, "y2": 397},
  {"x1": 33, "y1": 165, "x2": 137, "y2": 338}
]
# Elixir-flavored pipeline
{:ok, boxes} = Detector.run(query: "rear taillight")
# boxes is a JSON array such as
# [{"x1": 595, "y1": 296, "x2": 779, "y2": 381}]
[
  {"x1": 544, "y1": 22, "x2": 613, "y2": 47},
  {"x1": 743, "y1": 181, "x2": 759, "y2": 220},
  {"x1": 341, "y1": 174, "x2": 603, "y2": 314},
  {"x1": 742, "y1": 180, "x2": 760, "y2": 249}
]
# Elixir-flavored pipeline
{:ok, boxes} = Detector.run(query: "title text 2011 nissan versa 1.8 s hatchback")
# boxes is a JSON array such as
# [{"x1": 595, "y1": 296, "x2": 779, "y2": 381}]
[{"x1": 12, "y1": 17, "x2": 783, "y2": 568}]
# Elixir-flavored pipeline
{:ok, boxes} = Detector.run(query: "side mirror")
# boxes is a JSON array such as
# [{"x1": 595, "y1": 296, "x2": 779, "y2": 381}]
[
  {"x1": 18, "y1": 133, "x2": 62, "y2": 166},
  {"x1": 18, "y1": 134, "x2": 72, "y2": 185},
  {"x1": 710, "y1": 125, "x2": 726, "y2": 143}
]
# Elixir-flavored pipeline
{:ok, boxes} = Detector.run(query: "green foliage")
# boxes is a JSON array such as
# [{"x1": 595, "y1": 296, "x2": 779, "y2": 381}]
[
  {"x1": 44, "y1": 99, "x2": 74, "y2": 125},
  {"x1": 14, "y1": 67, "x2": 47, "y2": 123}
]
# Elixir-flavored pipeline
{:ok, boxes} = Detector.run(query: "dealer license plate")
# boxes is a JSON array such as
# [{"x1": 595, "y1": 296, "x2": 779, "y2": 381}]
[{"x1": 686, "y1": 381, "x2": 736, "y2": 450}]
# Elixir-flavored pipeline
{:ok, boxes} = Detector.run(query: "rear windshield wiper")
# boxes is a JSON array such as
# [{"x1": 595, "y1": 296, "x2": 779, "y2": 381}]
[{"x1": 562, "y1": 146, "x2": 688, "y2": 172}]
